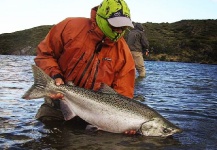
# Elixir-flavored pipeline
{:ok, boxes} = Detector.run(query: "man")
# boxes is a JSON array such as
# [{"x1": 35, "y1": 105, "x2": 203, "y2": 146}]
[
  {"x1": 34, "y1": 0, "x2": 136, "y2": 134},
  {"x1": 127, "y1": 23, "x2": 149, "y2": 77}
]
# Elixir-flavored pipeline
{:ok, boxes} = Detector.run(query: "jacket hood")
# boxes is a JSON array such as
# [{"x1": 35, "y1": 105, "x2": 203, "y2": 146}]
[
  {"x1": 135, "y1": 23, "x2": 144, "y2": 31},
  {"x1": 91, "y1": 6, "x2": 125, "y2": 42},
  {"x1": 90, "y1": 6, "x2": 116, "y2": 45}
]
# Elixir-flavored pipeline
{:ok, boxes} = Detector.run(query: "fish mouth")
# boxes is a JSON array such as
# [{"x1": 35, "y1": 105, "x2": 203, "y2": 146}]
[
  {"x1": 175, "y1": 128, "x2": 183, "y2": 134},
  {"x1": 135, "y1": 125, "x2": 182, "y2": 137},
  {"x1": 159, "y1": 127, "x2": 183, "y2": 137},
  {"x1": 165, "y1": 128, "x2": 182, "y2": 137}
]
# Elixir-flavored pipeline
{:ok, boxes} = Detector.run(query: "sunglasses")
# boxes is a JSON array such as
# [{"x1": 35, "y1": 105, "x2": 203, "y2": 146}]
[{"x1": 109, "y1": 24, "x2": 128, "y2": 32}]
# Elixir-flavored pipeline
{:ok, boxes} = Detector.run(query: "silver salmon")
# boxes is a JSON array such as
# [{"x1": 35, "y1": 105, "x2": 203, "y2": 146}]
[{"x1": 22, "y1": 65, "x2": 182, "y2": 137}]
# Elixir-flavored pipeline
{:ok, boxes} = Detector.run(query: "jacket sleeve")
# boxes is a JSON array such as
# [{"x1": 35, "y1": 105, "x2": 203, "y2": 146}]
[
  {"x1": 34, "y1": 18, "x2": 71, "y2": 78},
  {"x1": 112, "y1": 43, "x2": 135, "y2": 99},
  {"x1": 140, "y1": 32, "x2": 149, "y2": 51},
  {"x1": 113, "y1": 68, "x2": 135, "y2": 99}
]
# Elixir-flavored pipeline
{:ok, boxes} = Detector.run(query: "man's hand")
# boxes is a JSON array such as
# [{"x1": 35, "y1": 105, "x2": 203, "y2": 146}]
[
  {"x1": 124, "y1": 130, "x2": 137, "y2": 135},
  {"x1": 145, "y1": 49, "x2": 149, "y2": 56},
  {"x1": 49, "y1": 78, "x2": 64, "y2": 99},
  {"x1": 55, "y1": 78, "x2": 64, "y2": 86}
]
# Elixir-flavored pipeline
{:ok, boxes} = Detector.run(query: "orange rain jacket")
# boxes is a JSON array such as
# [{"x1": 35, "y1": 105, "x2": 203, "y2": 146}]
[{"x1": 34, "y1": 7, "x2": 135, "y2": 98}]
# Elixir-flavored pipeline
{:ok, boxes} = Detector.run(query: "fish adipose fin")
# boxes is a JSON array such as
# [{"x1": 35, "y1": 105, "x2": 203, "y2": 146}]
[{"x1": 22, "y1": 65, "x2": 55, "y2": 100}]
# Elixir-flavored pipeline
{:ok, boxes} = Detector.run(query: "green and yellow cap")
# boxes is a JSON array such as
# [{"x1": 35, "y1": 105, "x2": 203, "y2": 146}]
[{"x1": 96, "y1": 0, "x2": 134, "y2": 41}]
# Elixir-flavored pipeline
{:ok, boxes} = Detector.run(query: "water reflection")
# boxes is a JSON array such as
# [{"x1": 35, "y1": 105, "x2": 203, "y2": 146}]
[
  {"x1": 0, "y1": 55, "x2": 217, "y2": 149},
  {"x1": 17, "y1": 123, "x2": 181, "y2": 150}
]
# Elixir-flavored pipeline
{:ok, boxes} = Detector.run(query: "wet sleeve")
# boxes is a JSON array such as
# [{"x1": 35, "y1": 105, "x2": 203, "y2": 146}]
[
  {"x1": 34, "y1": 18, "x2": 71, "y2": 78},
  {"x1": 113, "y1": 68, "x2": 135, "y2": 99},
  {"x1": 112, "y1": 46, "x2": 135, "y2": 99},
  {"x1": 141, "y1": 33, "x2": 149, "y2": 51}
]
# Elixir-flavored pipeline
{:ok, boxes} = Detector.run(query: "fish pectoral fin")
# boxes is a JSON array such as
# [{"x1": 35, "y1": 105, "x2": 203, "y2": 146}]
[
  {"x1": 85, "y1": 125, "x2": 99, "y2": 132},
  {"x1": 60, "y1": 100, "x2": 77, "y2": 120}
]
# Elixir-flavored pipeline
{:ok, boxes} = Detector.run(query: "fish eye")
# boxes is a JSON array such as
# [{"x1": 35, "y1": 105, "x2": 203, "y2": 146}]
[{"x1": 163, "y1": 128, "x2": 169, "y2": 133}]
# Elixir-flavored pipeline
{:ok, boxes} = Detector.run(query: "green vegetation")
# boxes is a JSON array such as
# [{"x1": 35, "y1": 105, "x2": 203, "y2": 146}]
[
  {"x1": 0, "y1": 25, "x2": 52, "y2": 55},
  {"x1": 143, "y1": 19, "x2": 217, "y2": 64},
  {"x1": 0, "y1": 19, "x2": 217, "y2": 64}
]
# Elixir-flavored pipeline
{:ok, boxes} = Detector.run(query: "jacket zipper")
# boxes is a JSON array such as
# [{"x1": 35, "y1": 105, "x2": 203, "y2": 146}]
[
  {"x1": 90, "y1": 59, "x2": 100, "y2": 90},
  {"x1": 76, "y1": 53, "x2": 95, "y2": 86},
  {"x1": 66, "y1": 52, "x2": 85, "y2": 79}
]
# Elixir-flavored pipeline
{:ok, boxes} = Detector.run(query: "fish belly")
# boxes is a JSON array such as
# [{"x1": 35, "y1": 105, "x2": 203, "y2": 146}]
[{"x1": 63, "y1": 96, "x2": 145, "y2": 133}]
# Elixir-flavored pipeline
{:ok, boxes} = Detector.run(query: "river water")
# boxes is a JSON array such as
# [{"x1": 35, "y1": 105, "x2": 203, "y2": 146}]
[{"x1": 0, "y1": 55, "x2": 216, "y2": 150}]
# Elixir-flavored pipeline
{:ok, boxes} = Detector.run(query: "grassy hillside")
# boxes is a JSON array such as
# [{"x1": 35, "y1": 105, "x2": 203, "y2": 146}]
[
  {"x1": 143, "y1": 19, "x2": 217, "y2": 64},
  {"x1": 0, "y1": 19, "x2": 217, "y2": 64},
  {"x1": 0, "y1": 25, "x2": 52, "y2": 55}
]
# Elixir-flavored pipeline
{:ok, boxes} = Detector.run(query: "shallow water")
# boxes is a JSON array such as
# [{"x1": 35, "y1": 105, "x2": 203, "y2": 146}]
[{"x1": 0, "y1": 55, "x2": 216, "y2": 150}]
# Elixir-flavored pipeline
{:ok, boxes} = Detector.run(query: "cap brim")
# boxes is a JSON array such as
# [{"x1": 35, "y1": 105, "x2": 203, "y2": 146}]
[{"x1": 108, "y1": 17, "x2": 134, "y2": 28}]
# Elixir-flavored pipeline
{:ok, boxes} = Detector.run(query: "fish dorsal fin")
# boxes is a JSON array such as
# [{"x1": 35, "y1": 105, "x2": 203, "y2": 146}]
[{"x1": 98, "y1": 83, "x2": 118, "y2": 95}]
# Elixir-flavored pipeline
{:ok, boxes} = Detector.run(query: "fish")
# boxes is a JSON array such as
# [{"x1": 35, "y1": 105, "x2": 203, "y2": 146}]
[{"x1": 22, "y1": 65, "x2": 182, "y2": 137}]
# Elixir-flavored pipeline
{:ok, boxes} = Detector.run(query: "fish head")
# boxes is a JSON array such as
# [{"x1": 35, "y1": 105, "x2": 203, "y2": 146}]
[{"x1": 140, "y1": 118, "x2": 182, "y2": 137}]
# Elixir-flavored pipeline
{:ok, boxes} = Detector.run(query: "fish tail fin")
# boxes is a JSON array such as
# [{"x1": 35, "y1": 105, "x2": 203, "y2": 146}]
[{"x1": 22, "y1": 65, "x2": 54, "y2": 100}]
